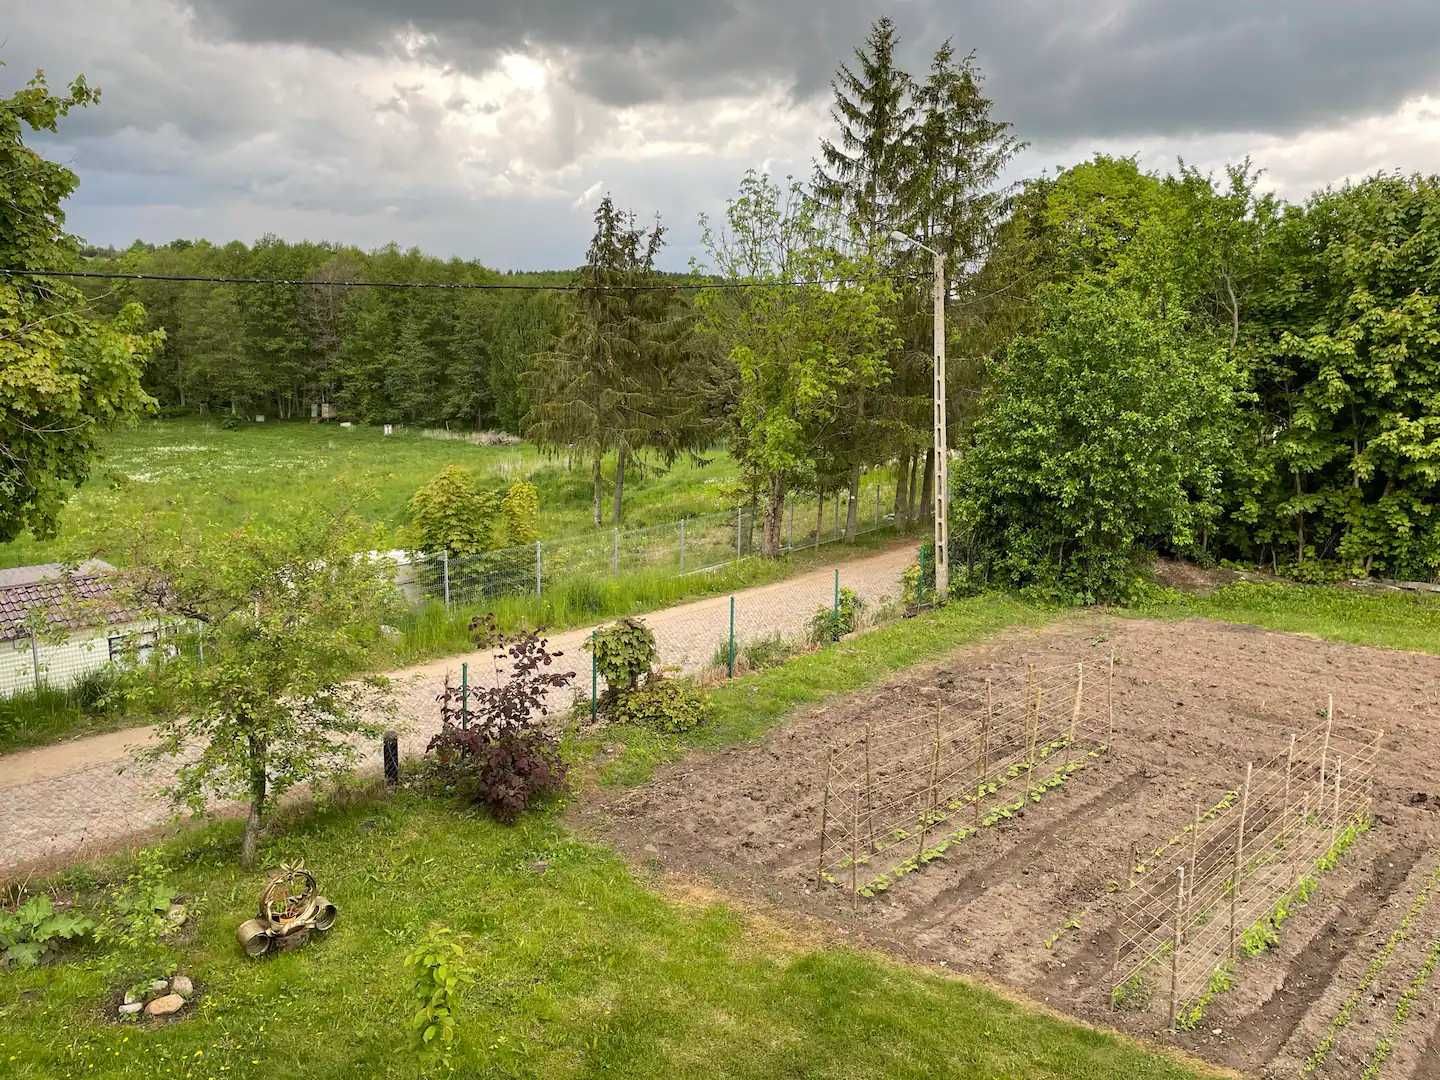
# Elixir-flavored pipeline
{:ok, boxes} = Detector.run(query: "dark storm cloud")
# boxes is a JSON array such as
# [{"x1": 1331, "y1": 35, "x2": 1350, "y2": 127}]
[{"x1": 186, "y1": 0, "x2": 1440, "y2": 138}]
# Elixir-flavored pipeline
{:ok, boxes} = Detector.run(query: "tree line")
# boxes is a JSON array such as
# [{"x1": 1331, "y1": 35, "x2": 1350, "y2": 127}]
[{"x1": 8, "y1": 17, "x2": 1440, "y2": 589}]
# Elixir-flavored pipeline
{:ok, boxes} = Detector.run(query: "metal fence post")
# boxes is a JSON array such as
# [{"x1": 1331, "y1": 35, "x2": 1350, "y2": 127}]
[
  {"x1": 735, "y1": 507, "x2": 742, "y2": 560},
  {"x1": 727, "y1": 596, "x2": 736, "y2": 678},
  {"x1": 611, "y1": 527, "x2": 619, "y2": 575},
  {"x1": 679, "y1": 518, "x2": 686, "y2": 572},
  {"x1": 442, "y1": 550, "x2": 451, "y2": 609},
  {"x1": 29, "y1": 635, "x2": 41, "y2": 693},
  {"x1": 460, "y1": 661, "x2": 469, "y2": 725},
  {"x1": 786, "y1": 499, "x2": 794, "y2": 551},
  {"x1": 590, "y1": 630, "x2": 598, "y2": 722},
  {"x1": 534, "y1": 540, "x2": 542, "y2": 599},
  {"x1": 833, "y1": 568, "x2": 840, "y2": 616}
]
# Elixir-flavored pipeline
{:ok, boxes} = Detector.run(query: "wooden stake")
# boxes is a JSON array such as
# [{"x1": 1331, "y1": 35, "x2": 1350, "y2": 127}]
[
  {"x1": 864, "y1": 721, "x2": 875, "y2": 852},
  {"x1": 920, "y1": 699, "x2": 941, "y2": 859},
  {"x1": 851, "y1": 787, "x2": 860, "y2": 910},
  {"x1": 816, "y1": 750, "x2": 832, "y2": 885},
  {"x1": 1332, "y1": 756, "x2": 1343, "y2": 848},
  {"x1": 1319, "y1": 694, "x2": 1334, "y2": 800},
  {"x1": 1070, "y1": 662, "x2": 1084, "y2": 765},
  {"x1": 1026, "y1": 665, "x2": 1040, "y2": 795},
  {"x1": 1170, "y1": 865, "x2": 1185, "y2": 1031},
  {"x1": 1285, "y1": 732, "x2": 1297, "y2": 879},
  {"x1": 1127, "y1": 840, "x2": 1138, "y2": 892},
  {"x1": 976, "y1": 680, "x2": 992, "y2": 828},
  {"x1": 1187, "y1": 800, "x2": 1200, "y2": 926},
  {"x1": 1230, "y1": 762, "x2": 1253, "y2": 964},
  {"x1": 1106, "y1": 649, "x2": 1116, "y2": 755}
]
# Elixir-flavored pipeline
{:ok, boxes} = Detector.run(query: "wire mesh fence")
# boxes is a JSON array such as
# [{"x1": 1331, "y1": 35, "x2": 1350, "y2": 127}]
[
  {"x1": 403, "y1": 481, "x2": 898, "y2": 610},
  {"x1": 1110, "y1": 702, "x2": 1382, "y2": 1029},
  {"x1": 815, "y1": 658, "x2": 1116, "y2": 902},
  {"x1": 0, "y1": 548, "x2": 913, "y2": 877}
]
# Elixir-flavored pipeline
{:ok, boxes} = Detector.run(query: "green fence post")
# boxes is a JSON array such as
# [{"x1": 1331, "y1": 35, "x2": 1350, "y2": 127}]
[
  {"x1": 833, "y1": 568, "x2": 840, "y2": 615},
  {"x1": 727, "y1": 596, "x2": 736, "y2": 678},
  {"x1": 590, "y1": 630, "x2": 598, "y2": 722}
]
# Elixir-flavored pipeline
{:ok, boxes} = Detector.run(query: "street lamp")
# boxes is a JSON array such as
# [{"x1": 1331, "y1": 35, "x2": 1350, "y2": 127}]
[{"x1": 891, "y1": 231, "x2": 950, "y2": 599}]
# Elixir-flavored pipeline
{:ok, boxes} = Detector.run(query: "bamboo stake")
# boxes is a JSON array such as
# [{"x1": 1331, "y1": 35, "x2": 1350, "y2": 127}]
[
  {"x1": 1285, "y1": 733, "x2": 1297, "y2": 880},
  {"x1": 976, "y1": 679, "x2": 992, "y2": 828},
  {"x1": 1170, "y1": 866, "x2": 1185, "y2": 1031},
  {"x1": 817, "y1": 750, "x2": 832, "y2": 885},
  {"x1": 1230, "y1": 762, "x2": 1253, "y2": 964}
]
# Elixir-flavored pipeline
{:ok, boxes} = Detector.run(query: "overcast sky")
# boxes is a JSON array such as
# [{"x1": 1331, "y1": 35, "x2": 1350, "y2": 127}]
[{"x1": 9, "y1": 1, "x2": 1440, "y2": 270}]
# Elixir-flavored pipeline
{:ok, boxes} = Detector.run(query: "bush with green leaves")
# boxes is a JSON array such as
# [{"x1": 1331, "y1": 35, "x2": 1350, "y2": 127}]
[
  {"x1": 0, "y1": 894, "x2": 95, "y2": 968},
  {"x1": 952, "y1": 280, "x2": 1239, "y2": 604},
  {"x1": 808, "y1": 587, "x2": 864, "y2": 644},
  {"x1": 498, "y1": 480, "x2": 540, "y2": 546},
  {"x1": 609, "y1": 678, "x2": 710, "y2": 735},
  {"x1": 588, "y1": 617, "x2": 657, "y2": 694},
  {"x1": 406, "y1": 465, "x2": 502, "y2": 557},
  {"x1": 102, "y1": 848, "x2": 179, "y2": 950},
  {"x1": 406, "y1": 926, "x2": 473, "y2": 1068}
]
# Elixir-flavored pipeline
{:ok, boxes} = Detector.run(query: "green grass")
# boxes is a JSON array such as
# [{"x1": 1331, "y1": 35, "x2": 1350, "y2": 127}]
[
  {"x1": 579, "y1": 592, "x2": 1056, "y2": 788},
  {"x1": 0, "y1": 793, "x2": 1214, "y2": 1080},
  {"x1": 0, "y1": 417, "x2": 747, "y2": 570},
  {"x1": 1134, "y1": 579, "x2": 1440, "y2": 655}
]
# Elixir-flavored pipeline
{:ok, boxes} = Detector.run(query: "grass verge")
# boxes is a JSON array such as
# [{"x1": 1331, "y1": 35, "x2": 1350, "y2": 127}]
[
  {"x1": 576, "y1": 592, "x2": 1055, "y2": 788},
  {"x1": 0, "y1": 792, "x2": 1216, "y2": 1080},
  {"x1": 1132, "y1": 579, "x2": 1440, "y2": 656}
]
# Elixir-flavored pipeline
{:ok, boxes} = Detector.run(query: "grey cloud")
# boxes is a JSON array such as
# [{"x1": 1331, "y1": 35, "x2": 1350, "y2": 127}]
[{"x1": 185, "y1": 0, "x2": 1440, "y2": 137}]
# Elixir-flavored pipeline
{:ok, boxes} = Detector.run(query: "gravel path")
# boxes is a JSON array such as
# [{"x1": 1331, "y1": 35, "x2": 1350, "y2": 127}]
[{"x1": 0, "y1": 543, "x2": 913, "y2": 875}]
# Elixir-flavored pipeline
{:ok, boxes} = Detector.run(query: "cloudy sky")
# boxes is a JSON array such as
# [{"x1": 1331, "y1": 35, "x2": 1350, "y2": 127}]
[{"x1": 9, "y1": 1, "x2": 1440, "y2": 270}]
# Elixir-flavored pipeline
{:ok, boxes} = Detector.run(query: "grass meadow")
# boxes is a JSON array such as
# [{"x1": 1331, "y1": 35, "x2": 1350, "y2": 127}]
[{"x1": 0, "y1": 418, "x2": 746, "y2": 570}]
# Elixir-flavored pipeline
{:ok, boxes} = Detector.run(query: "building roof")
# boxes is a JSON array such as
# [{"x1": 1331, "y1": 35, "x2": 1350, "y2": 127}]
[{"x1": 0, "y1": 561, "x2": 123, "y2": 643}]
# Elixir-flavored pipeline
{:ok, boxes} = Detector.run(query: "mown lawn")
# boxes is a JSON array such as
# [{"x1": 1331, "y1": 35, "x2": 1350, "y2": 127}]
[
  {"x1": 0, "y1": 794, "x2": 1215, "y2": 1080},
  {"x1": 0, "y1": 417, "x2": 746, "y2": 570},
  {"x1": 1134, "y1": 579, "x2": 1440, "y2": 656}
]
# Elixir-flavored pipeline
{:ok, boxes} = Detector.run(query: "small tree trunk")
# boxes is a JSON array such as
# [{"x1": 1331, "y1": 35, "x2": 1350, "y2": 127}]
[
  {"x1": 845, "y1": 465, "x2": 861, "y2": 541},
  {"x1": 762, "y1": 475, "x2": 785, "y2": 557},
  {"x1": 241, "y1": 736, "x2": 267, "y2": 867},
  {"x1": 816, "y1": 493, "x2": 825, "y2": 544},
  {"x1": 894, "y1": 454, "x2": 911, "y2": 529},
  {"x1": 919, "y1": 448, "x2": 935, "y2": 524},
  {"x1": 592, "y1": 450, "x2": 603, "y2": 528},
  {"x1": 612, "y1": 447, "x2": 627, "y2": 525},
  {"x1": 1294, "y1": 472, "x2": 1305, "y2": 564}
]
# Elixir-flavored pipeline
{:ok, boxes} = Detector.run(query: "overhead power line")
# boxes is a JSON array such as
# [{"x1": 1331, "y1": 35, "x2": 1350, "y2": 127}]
[{"x1": 0, "y1": 266, "x2": 928, "y2": 293}]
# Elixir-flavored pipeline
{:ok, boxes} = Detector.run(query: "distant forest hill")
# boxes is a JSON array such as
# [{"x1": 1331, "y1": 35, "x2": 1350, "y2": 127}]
[{"x1": 76, "y1": 238, "x2": 699, "y2": 432}]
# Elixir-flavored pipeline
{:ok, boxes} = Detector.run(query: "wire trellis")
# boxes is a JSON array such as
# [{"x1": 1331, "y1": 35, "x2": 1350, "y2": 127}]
[
  {"x1": 1109, "y1": 700, "x2": 1382, "y2": 1030},
  {"x1": 816, "y1": 657, "x2": 1116, "y2": 901}
]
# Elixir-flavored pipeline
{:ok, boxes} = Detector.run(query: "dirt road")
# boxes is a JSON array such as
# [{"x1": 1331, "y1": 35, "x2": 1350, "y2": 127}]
[{"x1": 0, "y1": 542, "x2": 914, "y2": 875}]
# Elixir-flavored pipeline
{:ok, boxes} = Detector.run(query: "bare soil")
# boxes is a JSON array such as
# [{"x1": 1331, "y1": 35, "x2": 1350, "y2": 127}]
[{"x1": 592, "y1": 616, "x2": 1440, "y2": 1078}]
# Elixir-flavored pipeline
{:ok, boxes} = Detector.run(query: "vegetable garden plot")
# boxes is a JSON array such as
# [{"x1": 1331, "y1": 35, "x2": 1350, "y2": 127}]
[
  {"x1": 1110, "y1": 707, "x2": 1382, "y2": 1031},
  {"x1": 816, "y1": 659, "x2": 1114, "y2": 899},
  {"x1": 596, "y1": 616, "x2": 1440, "y2": 1078}
]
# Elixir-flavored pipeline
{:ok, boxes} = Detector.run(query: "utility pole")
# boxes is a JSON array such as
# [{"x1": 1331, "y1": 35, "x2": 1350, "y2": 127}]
[{"x1": 893, "y1": 232, "x2": 949, "y2": 597}]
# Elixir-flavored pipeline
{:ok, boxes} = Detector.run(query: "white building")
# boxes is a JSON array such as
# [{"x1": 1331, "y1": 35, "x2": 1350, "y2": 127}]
[{"x1": 0, "y1": 562, "x2": 161, "y2": 698}]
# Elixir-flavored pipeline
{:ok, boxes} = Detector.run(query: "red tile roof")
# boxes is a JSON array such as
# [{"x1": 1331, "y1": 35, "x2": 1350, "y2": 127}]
[{"x1": 0, "y1": 562, "x2": 124, "y2": 642}]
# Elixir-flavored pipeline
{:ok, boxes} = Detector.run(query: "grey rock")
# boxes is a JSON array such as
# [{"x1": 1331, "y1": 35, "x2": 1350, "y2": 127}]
[
  {"x1": 170, "y1": 974, "x2": 194, "y2": 999},
  {"x1": 118, "y1": 1001, "x2": 144, "y2": 1016},
  {"x1": 148, "y1": 979, "x2": 169, "y2": 993}
]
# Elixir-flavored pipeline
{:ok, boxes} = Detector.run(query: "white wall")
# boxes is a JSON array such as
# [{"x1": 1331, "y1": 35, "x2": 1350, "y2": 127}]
[{"x1": 0, "y1": 620, "x2": 162, "y2": 698}]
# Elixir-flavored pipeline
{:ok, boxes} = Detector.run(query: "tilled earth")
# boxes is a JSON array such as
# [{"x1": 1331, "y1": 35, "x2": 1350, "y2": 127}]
[{"x1": 595, "y1": 616, "x2": 1440, "y2": 1078}]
